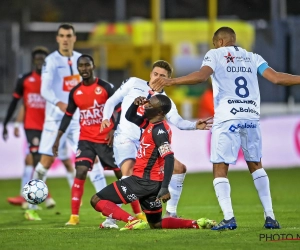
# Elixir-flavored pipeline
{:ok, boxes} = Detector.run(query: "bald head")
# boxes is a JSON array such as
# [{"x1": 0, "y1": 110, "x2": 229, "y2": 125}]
[{"x1": 213, "y1": 27, "x2": 236, "y2": 48}]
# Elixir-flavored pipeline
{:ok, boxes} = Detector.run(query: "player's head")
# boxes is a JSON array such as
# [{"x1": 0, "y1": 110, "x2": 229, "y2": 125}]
[
  {"x1": 31, "y1": 46, "x2": 49, "y2": 72},
  {"x1": 56, "y1": 23, "x2": 76, "y2": 53},
  {"x1": 213, "y1": 27, "x2": 236, "y2": 49},
  {"x1": 144, "y1": 94, "x2": 172, "y2": 120},
  {"x1": 149, "y1": 60, "x2": 173, "y2": 87},
  {"x1": 77, "y1": 54, "x2": 95, "y2": 80}
]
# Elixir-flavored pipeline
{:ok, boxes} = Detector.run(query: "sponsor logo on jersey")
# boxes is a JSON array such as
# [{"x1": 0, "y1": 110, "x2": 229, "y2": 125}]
[
  {"x1": 27, "y1": 93, "x2": 45, "y2": 109},
  {"x1": 228, "y1": 99, "x2": 257, "y2": 107},
  {"x1": 157, "y1": 129, "x2": 165, "y2": 135},
  {"x1": 121, "y1": 185, "x2": 127, "y2": 194},
  {"x1": 28, "y1": 77, "x2": 35, "y2": 82},
  {"x1": 230, "y1": 107, "x2": 259, "y2": 116},
  {"x1": 229, "y1": 123, "x2": 257, "y2": 132},
  {"x1": 226, "y1": 66, "x2": 252, "y2": 73},
  {"x1": 63, "y1": 74, "x2": 80, "y2": 92},
  {"x1": 80, "y1": 100, "x2": 105, "y2": 126},
  {"x1": 134, "y1": 87, "x2": 146, "y2": 92},
  {"x1": 137, "y1": 137, "x2": 151, "y2": 158},
  {"x1": 224, "y1": 52, "x2": 235, "y2": 63},
  {"x1": 235, "y1": 56, "x2": 251, "y2": 62},
  {"x1": 76, "y1": 90, "x2": 83, "y2": 95},
  {"x1": 95, "y1": 86, "x2": 102, "y2": 95},
  {"x1": 203, "y1": 56, "x2": 211, "y2": 62}
]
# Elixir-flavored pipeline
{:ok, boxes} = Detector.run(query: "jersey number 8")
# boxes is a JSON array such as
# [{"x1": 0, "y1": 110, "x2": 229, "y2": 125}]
[{"x1": 235, "y1": 76, "x2": 249, "y2": 98}]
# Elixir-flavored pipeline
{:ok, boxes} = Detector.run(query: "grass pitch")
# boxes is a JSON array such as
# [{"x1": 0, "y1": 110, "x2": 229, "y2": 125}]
[{"x1": 0, "y1": 168, "x2": 299, "y2": 250}]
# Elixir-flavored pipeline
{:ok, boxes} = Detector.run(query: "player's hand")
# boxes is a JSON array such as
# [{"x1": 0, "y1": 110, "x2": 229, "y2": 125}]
[
  {"x1": 52, "y1": 140, "x2": 60, "y2": 157},
  {"x1": 2, "y1": 126, "x2": 8, "y2": 141},
  {"x1": 105, "y1": 129, "x2": 114, "y2": 147},
  {"x1": 151, "y1": 78, "x2": 173, "y2": 91},
  {"x1": 14, "y1": 127, "x2": 20, "y2": 137},
  {"x1": 56, "y1": 101, "x2": 68, "y2": 113},
  {"x1": 100, "y1": 119, "x2": 110, "y2": 133},
  {"x1": 196, "y1": 116, "x2": 213, "y2": 130},
  {"x1": 156, "y1": 187, "x2": 170, "y2": 203},
  {"x1": 133, "y1": 96, "x2": 148, "y2": 106}
]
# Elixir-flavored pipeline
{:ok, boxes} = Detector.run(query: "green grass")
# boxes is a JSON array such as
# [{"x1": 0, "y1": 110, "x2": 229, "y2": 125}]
[{"x1": 0, "y1": 168, "x2": 300, "y2": 250}]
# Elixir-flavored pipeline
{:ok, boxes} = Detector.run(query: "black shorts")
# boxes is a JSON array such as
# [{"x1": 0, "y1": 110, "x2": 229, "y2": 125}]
[
  {"x1": 76, "y1": 140, "x2": 119, "y2": 171},
  {"x1": 25, "y1": 129, "x2": 42, "y2": 153},
  {"x1": 96, "y1": 175, "x2": 163, "y2": 223}
]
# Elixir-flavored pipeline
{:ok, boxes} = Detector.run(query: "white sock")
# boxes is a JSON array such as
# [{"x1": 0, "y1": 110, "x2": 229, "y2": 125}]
[
  {"x1": 213, "y1": 178, "x2": 234, "y2": 220},
  {"x1": 20, "y1": 165, "x2": 34, "y2": 194},
  {"x1": 89, "y1": 161, "x2": 107, "y2": 192},
  {"x1": 33, "y1": 162, "x2": 48, "y2": 182},
  {"x1": 166, "y1": 173, "x2": 186, "y2": 215},
  {"x1": 66, "y1": 170, "x2": 75, "y2": 188},
  {"x1": 252, "y1": 168, "x2": 275, "y2": 220}
]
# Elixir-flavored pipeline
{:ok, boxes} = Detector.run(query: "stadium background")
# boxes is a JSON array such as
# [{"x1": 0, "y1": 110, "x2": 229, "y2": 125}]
[{"x1": 0, "y1": 0, "x2": 299, "y2": 179}]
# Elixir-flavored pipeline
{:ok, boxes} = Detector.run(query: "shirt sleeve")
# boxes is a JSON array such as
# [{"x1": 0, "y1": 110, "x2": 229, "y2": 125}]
[
  {"x1": 165, "y1": 98, "x2": 196, "y2": 130},
  {"x1": 102, "y1": 78, "x2": 133, "y2": 120},
  {"x1": 152, "y1": 125, "x2": 173, "y2": 158},
  {"x1": 201, "y1": 49, "x2": 217, "y2": 72},
  {"x1": 59, "y1": 88, "x2": 77, "y2": 132},
  {"x1": 41, "y1": 57, "x2": 60, "y2": 105},
  {"x1": 13, "y1": 76, "x2": 24, "y2": 99}
]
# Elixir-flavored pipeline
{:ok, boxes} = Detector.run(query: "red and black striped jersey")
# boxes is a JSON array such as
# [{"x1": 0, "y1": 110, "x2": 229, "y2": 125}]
[
  {"x1": 65, "y1": 78, "x2": 115, "y2": 143},
  {"x1": 13, "y1": 71, "x2": 45, "y2": 130},
  {"x1": 133, "y1": 120, "x2": 173, "y2": 181}
]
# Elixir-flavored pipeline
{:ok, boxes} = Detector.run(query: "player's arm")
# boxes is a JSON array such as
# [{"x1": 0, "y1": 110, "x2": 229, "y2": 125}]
[
  {"x1": 262, "y1": 66, "x2": 300, "y2": 86},
  {"x1": 14, "y1": 104, "x2": 25, "y2": 138},
  {"x1": 2, "y1": 77, "x2": 24, "y2": 141},
  {"x1": 101, "y1": 79, "x2": 131, "y2": 131},
  {"x1": 52, "y1": 89, "x2": 77, "y2": 156},
  {"x1": 41, "y1": 57, "x2": 66, "y2": 112},
  {"x1": 153, "y1": 125, "x2": 174, "y2": 203},
  {"x1": 125, "y1": 97, "x2": 149, "y2": 128}
]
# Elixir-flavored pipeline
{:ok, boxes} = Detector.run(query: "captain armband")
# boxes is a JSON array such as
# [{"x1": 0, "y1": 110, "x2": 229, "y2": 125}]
[{"x1": 158, "y1": 143, "x2": 173, "y2": 157}]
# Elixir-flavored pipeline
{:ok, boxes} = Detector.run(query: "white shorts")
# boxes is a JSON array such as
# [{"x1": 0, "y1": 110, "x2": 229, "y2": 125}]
[
  {"x1": 113, "y1": 133, "x2": 140, "y2": 167},
  {"x1": 210, "y1": 119, "x2": 262, "y2": 164},
  {"x1": 39, "y1": 120, "x2": 79, "y2": 158}
]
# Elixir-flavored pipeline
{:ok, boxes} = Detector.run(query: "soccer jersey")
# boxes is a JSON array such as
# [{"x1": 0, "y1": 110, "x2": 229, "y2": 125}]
[
  {"x1": 102, "y1": 77, "x2": 196, "y2": 141},
  {"x1": 64, "y1": 78, "x2": 115, "y2": 143},
  {"x1": 13, "y1": 71, "x2": 45, "y2": 130},
  {"x1": 201, "y1": 46, "x2": 266, "y2": 124},
  {"x1": 133, "y1": 120, "x2": 173, "y2": 181},
  {"x1": 41, "y1": 50, "x2": 81, "y2": 121}
]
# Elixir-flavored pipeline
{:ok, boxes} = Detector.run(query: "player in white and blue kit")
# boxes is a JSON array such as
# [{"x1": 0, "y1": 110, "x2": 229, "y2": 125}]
[
  {"x1": 101, "y1": 60, "x2": 212, "y2": 221},
  {"x1": 151, "y1": 27, "x2": 300, "y2": 230}
]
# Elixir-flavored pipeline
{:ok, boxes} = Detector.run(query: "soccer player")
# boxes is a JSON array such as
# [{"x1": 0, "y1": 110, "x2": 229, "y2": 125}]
[
  {"x1": 150, "y1": 26, "x2": 300, "y2": 230},
  {"x1": 27, "y1": 24, "x2": 107, "y2": 220},
  {"x1": 91, "y1": 95, "x2": 216, "y2": 230},
  {"x1": 101, "y1": 60, "x2": 211, "y2": 218},
  {"x1": 52, "y1": 54, "x2": 121, "y2": 226}
]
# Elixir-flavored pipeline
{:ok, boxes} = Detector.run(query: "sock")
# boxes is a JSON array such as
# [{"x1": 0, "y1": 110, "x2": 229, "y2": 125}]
[
  {"x1": 71, "y1": 178, "x2": 85, "y2": 215},
  {"x1": 33, "y1": 162, "x2": 48, "y2": 182},
  {"x1": 161, "y1": 217, "x2": 199, "y2": 229},
  {"x1": 89, "y1": 161, "x2": 107, "y2": 192},
  {"x1": 20, "y1": 165, "x2": 34, "y2": 194},
  {"x1": 130, "y1": 200, "x2": 142, "y2": 215},
  {"x1": 213, "y1": 178, "x2": 234, "y2": 220},
  {"x1": 252, "y1": 168, "x2": 275, "y2": 219},
  {"x1": 166, "y1": 173, "x2": 186, "y2": 215},
  {"x1": 95, "y1": 200, "x2": 135, "y2": 223},
  {"x1": 66, "y1": 170, "x2": 75, "y2": 189},
  {"x1": 28, "y1": 203, "x2": 38, "y2": 210}
]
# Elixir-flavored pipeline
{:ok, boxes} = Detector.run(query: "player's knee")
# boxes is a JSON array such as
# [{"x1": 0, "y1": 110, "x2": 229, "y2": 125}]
[
  {"x1": 90, "y1": 194, "x2": 101, "y2": 208},
  {"x1": 75, "y1": 165, "x2": 89, "y2": 179},
  {"x1": 173, "y1": 160, "x2": 187, "y2": 174}
]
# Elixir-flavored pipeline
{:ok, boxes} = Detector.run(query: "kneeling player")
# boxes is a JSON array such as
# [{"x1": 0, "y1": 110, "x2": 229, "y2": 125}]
[{"x1": 91, "y1": 95, "x2": 216, "y2": 230}]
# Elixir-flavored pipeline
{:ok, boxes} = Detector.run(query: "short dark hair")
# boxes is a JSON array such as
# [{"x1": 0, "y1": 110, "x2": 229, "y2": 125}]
[
  {"x1": 77, "y1": 54, "x2": 94, "y2": 65},
  {"x1": 214, "y1": 27, "x2": 235, "y2": 37},
  {"x1": 152, "y1": 60, "x2": 173, "y2": 78},
  {"x1": 155, "y1": 94, "x2": 172, "y2": 115},
  {"x1": 57, "y1": 23, "x2": 75, "y2": 35},
  {"x1": 31, "y1": 46, "x2": 49, "y2": 58}
]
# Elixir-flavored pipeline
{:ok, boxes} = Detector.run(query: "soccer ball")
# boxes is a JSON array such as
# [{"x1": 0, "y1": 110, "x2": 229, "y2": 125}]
[{"x1": 22, "y1": 180, "x2": 48, "y2": 204}]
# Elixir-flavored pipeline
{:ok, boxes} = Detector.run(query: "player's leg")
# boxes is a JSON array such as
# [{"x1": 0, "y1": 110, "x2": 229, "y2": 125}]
[
  {"x1": 88, "y1": 156, "x2": 107, "y2": 193},
  {"x1": 164, "y1": 158, "x2": 186, "y2": 218},
  {"x1": 113, "y1": 136, "x2": 145, "y2": 221},
  {"x1": 242, "y1": 120, "x2": 280, "y2": 229},
  {"x1": 58, "y1": 140, "x2": 75, "y2": 188},
  {"x1": 66, "y1": 141, "x2": 95, "y2": 225},
  {"x1": 210, "y1": 121, "x2": 239, "y2": 230}
]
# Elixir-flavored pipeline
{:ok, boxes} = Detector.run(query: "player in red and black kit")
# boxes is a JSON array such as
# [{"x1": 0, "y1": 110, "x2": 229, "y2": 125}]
[
  {"x1": 90, "y1": 95, "x2": 217, "y2": 231},
  {"x1": 52, "y1": 54, "x2": 121, "y2": 226}
]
